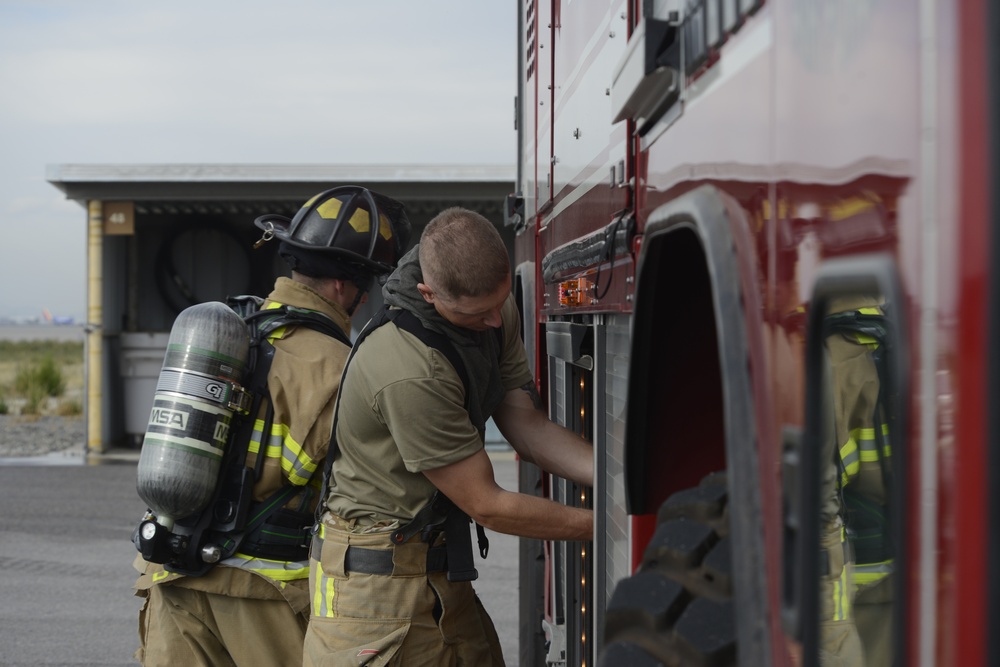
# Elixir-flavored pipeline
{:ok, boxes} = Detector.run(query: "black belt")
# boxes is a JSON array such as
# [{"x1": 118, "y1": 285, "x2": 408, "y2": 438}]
[{"x1": 344, "y1": 544, "x2": 448, "y2": 575}]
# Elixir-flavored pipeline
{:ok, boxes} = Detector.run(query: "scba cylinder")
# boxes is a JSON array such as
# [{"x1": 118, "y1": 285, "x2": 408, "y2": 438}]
[{"x1": 136, "y1": 301, "x2": 250, "y2": 528}]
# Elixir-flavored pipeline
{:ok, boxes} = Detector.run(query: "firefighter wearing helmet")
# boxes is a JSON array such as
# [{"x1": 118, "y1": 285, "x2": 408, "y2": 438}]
[{"x1": 133, "y1": 186, "x2": 410, "y2": 667}]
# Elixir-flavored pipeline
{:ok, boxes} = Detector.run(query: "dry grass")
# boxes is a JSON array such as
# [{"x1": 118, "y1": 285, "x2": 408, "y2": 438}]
[{"x1": 0, "y1": 341, "x2": 84, "y2": 415}]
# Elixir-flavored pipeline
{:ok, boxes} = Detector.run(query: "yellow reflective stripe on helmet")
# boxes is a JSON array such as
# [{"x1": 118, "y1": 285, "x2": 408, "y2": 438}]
[
  {"x1": 315, "y1": 198, "x2": 343, "y2": 220},
  {"x1": 347, "y1": 208, "x2": 372, "y2": 234},
  {"x1": 378, "y1": 213, "x2": 392, "y2": 240},
  {"x1": 223, "y1": 553, "x2": 309, "y2": 581}
]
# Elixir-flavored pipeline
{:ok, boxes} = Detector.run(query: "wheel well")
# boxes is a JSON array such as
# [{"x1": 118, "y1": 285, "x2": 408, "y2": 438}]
[{"x1": 625, "y1": 225, "x2": 727, "y2": 516}]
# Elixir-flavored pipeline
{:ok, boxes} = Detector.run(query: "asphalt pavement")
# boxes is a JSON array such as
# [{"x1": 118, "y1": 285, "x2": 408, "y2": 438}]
[{"x1": 0, "y1": 452, "x2": 520, "y2": 667}]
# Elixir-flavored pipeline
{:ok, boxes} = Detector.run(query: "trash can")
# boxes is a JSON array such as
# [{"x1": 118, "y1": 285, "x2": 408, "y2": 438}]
[{"x1": 120, "y1": 332, "x2": 169, "y2": 444}]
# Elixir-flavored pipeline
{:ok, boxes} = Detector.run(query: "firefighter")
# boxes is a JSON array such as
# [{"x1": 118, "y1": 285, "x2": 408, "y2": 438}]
[
  {"x1": 303, "y1": 207, "x2": 594, "y2": 666},
  {"x1": 767, "y1": 234, "x2": 865, "y2": 667},
  {"x1": 132, "y1": 186, "x2": 410, "y2": 667},
  {"x1": 825, "y1": 298, "x2": 894, "y2": 667},
  {"x1": 816, "y1": 341, "x2": 866, "y2": 667}
]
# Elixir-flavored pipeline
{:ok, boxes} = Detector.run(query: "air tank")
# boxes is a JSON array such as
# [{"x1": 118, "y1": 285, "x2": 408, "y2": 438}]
[{"x1": 136, "y1": 301, "x2": 250, "y2": 529}]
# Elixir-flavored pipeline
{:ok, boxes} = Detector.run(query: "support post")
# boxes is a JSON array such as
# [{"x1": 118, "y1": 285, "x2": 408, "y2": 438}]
[{"x1": 86, "y1": 200, "x2": 104, "y2": 455}]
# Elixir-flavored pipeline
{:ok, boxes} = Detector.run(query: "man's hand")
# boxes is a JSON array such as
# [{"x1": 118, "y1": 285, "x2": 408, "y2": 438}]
[{"x1": 422, "y1": 449, "x2": 593, "y2": 541}]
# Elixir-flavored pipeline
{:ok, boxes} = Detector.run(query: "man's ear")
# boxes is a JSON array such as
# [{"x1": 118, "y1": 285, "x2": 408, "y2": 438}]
[
  {"x1": 416, "y1": 282, "x2": 435, "y2": 305},
  {"x1": 330, "y1": 278, "x2": 349, "y2": 296}
]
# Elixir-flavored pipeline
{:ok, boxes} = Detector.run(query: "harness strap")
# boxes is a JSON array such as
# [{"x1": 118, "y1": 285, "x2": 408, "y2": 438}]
[
  {"x1": 390, "y1": 491, "x2": 451, "y2": 544},
  {"x1": 442, "y1": 504, "x2": 479, "y2": 581},
  {"x1": 216, "y1": 483, "x2": 301, "y2": 560},
  {"x1": 386, "y1": 490, "x2": 488, "y2": 582},
  {"x1": 244, "y1": 303, "x2": 353, "y2": 348},
  {"x1": 389, "y1": 309, "x2": 472, "y2": 409}
]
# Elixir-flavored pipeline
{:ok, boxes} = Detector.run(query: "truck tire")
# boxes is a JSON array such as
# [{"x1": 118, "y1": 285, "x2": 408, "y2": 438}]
[{"x1": 598, "y1": 471, "x2": 735, "y2": 667}]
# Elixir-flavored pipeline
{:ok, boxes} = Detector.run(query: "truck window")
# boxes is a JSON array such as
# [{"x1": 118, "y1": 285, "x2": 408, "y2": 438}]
[{"x1": 789, "y1": 257, "x2": 907, "y2": 667}]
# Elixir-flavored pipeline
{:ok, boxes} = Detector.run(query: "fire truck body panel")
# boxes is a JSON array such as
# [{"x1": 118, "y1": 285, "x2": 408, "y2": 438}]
[{"x1": 513, "y1": 0, "x2": 995, "y2": 665}]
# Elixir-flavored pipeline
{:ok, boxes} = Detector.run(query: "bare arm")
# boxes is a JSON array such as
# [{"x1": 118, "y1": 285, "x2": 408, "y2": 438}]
[
  {"x1": 490, "y1": 383, "x2": 594, "y2": 487},
  {"x1": 422, "y1": 448, "x2": 592, "y2": 541}
]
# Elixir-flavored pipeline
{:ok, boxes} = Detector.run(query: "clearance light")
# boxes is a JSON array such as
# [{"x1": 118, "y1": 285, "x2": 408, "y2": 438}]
[{"x1": 558, "y1": 277, "x2": 593, "y2": 307}]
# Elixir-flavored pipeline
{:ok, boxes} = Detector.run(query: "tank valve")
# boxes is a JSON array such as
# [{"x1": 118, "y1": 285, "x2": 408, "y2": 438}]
[{"x1": 201, "y1": 544, "x2": 222, "y2": 564}]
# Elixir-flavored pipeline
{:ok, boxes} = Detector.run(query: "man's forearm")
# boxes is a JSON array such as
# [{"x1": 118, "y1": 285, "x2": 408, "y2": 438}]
[
  {"x1": 495, "y1": 386, "x2": 595, "y2": 487},
  {"x1": 515, "y1": 417, "x2": 594, "y2": 487},
  {"x1": 470, "y1": 488, "x2": 593, "y2": 541}
]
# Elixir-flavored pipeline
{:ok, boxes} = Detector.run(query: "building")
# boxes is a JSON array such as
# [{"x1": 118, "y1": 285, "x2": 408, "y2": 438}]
[{"x1": 48, "y1": 163, "x2": 514, "y2": 453}]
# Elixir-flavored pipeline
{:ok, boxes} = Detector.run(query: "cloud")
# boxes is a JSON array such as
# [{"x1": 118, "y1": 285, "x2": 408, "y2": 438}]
[{"x1": 0, "y1": 3, "x2": 515, "y2": 148}]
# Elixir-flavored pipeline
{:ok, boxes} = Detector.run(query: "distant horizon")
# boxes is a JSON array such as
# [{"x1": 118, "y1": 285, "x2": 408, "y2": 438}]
[
  {"x1": 0, "y1": 313, "x2": 80, "y2": 325},
  {"x1": 0, "y1": 322, "x2": 86, "y2": 343}
]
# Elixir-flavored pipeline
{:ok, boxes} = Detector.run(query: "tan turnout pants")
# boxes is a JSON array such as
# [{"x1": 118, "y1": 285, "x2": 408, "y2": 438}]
[
  {"x1": 818, "y1": 519, "x2": 865, "y2": 667},
  {"x1": 303, "y1": 520, "x2": 505, "y2": 667},
  {"x1": 136, "y1": 583, "x2": 308, "y2": 667}
]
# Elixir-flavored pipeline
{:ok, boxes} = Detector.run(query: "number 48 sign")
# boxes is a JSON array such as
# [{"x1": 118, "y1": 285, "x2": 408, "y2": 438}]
[{"x1": 103, "y1": 201, "x2": 135, "y2": 235}]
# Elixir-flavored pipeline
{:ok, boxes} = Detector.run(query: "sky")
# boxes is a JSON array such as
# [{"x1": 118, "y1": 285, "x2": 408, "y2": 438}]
[{"x1": 0, "y1": 1, "x2": 517, "y2": 322}]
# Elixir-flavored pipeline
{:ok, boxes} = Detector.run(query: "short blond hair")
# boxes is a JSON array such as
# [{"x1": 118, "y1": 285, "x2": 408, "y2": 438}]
[{"x1": 419, "y1": 207, "x2": 509, "y2": 300}]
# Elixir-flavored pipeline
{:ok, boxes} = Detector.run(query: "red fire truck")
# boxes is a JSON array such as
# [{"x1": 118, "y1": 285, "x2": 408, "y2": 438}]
[{"x1": 507, "y1": 0, "x2": 998, "y2": 665}]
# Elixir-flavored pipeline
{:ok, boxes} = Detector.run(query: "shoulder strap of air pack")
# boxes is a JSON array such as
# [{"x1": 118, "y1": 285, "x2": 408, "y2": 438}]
[
  {"x1": 238, "y1": 297, "x2": 353, "y2": 348},
  {"x1": 321, "y1": 306, "x2": 470, "y2": 478}
]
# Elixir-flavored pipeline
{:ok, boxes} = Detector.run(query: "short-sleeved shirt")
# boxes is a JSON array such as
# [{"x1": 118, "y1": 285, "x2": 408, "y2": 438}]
[{"x1": 327, "y1": 295, "x2": 533, "y2": 527}]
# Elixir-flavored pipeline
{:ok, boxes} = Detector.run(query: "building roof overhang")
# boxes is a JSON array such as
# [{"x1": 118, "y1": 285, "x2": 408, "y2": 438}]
[{"x1": 47, "y1": 163, "x2": 516, "y2": 217}]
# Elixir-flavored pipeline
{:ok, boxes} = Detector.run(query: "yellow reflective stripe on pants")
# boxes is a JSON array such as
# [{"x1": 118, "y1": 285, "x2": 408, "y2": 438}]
[
  {"x1": 832, "y1": 528, "x2": 852, "y2": 622},
  {"x1": 312, "y1": 559, "x2": 336, "y2": 618},
  {"x1": 833, "y1": 566, "x2": 852, "y2": 622},
  {"x1": 222, "y1": 552, "x2": 309, "y2": 581}
]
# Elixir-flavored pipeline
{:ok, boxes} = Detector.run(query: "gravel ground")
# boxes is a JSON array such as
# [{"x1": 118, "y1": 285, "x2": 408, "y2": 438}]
[{"x1": 0, "y1": 414, "x2": 86, "y2": 457}]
